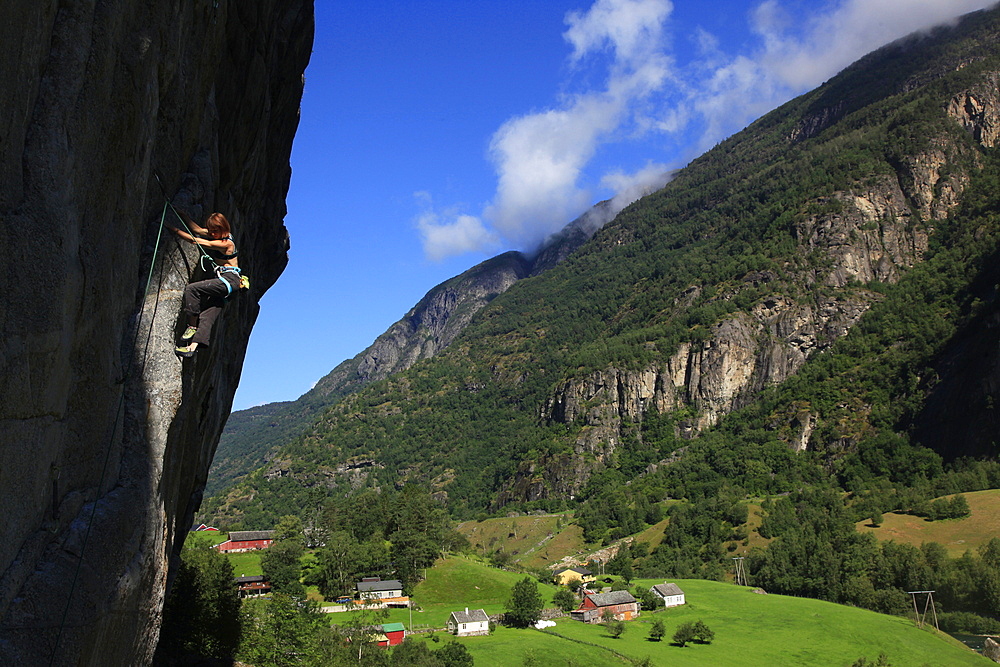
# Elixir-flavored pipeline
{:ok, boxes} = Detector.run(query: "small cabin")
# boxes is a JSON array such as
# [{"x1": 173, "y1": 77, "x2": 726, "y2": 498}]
[
  {"x1": 650, "y1": 582, "x2": 685, "y2": 607},
  {"x1": 447, "y1": 608, "x2": 490, "y2": 636}
]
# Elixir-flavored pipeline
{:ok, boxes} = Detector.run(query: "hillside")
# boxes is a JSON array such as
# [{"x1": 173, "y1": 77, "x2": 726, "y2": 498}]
[
  {"x1": 858, "y1": 489, "x2": 1000, "y2": 556},
  {"x1": 339, "y1": 559, "x2": 991, "y2": 666},
  {"x1": 202, "y1": 5, "x2": 1000, "y2": 529},
  {"x1": 207, "y1": 208, "x2": 611, "y2": 495}
]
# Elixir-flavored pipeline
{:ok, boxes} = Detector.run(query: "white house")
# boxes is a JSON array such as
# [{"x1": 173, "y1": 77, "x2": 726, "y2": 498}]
[
  {"x1": 650, "y1": 582, "x2": 685, "y2": 607},
  {"x1": 447, "y1": 608, "x2": 490, "y2": 637},
  {"x1": 355, "y1": 577, "x2": 404, "y2": 600}
]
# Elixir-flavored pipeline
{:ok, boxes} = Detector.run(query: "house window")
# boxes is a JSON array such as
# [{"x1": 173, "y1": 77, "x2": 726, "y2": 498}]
[{"x1": 462, "y1": 624, "x2": 466, "y2": 629}]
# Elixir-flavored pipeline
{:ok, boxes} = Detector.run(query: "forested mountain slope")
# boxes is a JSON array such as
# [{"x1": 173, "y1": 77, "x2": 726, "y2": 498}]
[
  {"x1": 207, "y1": 206, "x2": 613, "y2": 494},
  {"x1": 203, "y1": 5, "x2": 1000, "y2": 527}
]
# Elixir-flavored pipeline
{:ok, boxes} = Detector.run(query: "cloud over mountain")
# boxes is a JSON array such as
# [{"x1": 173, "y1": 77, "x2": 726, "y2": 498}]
[{"x1": 418, "y1": 0, "x2": 994, "y2": 261}]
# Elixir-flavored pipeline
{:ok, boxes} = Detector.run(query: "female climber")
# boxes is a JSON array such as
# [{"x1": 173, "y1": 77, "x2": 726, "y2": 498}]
[{"x1": 167, "y1": 211, "x2": 241, "y2": 357}]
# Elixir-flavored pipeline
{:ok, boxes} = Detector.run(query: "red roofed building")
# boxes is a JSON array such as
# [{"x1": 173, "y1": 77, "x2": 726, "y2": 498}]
[{"x1": 215, "y1": 530, "x2": 275, "y2": 553}]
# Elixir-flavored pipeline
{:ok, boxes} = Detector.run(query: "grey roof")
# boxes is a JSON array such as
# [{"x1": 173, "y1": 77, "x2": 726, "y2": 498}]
[
  {"x1": 356, "y1": 579, "x2": 403, "y2": 592},
  {"x1": 557, "y1": 566, "x2": 592, "y2": 575},
  {"x1": 587, "y1": 590, "x2": 636, "y2": 607},
  {"x1": 652, "y1": 582, "x2": 684, "y2": 597},
  {"x1": 228, "y1": 530, "x2": 275, "y2": 542},
  {"x1": 235, "y1": 575, "x2": 266, "y2": 584},
  {"x1": 450, "y1": 608, "x2": 489, "y2": 624}
]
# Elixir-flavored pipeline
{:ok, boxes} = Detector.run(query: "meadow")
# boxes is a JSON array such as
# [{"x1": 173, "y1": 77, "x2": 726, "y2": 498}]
[
  {"x1": 324, "y1": 556, "x2": 990, "y2": 666},
  {"x1": 857, "y1": 489, "x2": 1000, "y2": 557}
]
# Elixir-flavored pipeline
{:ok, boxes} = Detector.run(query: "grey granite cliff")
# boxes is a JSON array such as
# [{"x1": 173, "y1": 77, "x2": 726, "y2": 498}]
[{"x1": 0, "y1": 1, "x2": 313, "y2": 664}]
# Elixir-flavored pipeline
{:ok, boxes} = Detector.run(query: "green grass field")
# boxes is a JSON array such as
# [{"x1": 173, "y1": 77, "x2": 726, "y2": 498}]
[
  {"x1": 857, "y1": 489, "x2": 1000, "y2": 557},
  {"x1": 323, "y1": 557, "x2": 989, "y2": 665},
  {"x1": 406, "y1": 578, "x2": 991, "y2": 666},
  {"x1": 548, "y1": 578, "x2": 990, "y2": 666}
]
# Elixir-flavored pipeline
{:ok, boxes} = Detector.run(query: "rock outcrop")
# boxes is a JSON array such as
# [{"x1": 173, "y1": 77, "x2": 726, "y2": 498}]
[
  {"x1": 0, "y1": 2, "x2": 313, "y2": 665},
  {"x1": 523, "y1": 77, "x2": 997, "y2": 498}
]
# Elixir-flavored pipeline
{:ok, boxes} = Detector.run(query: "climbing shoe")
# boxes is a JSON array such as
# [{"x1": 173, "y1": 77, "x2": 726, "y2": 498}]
[
  {"x1": 181, "y1": 326, "x2": 198, "y2": 341},
  {"x1": 175, "y1": 344, "x2": 197, "y2": 358}
]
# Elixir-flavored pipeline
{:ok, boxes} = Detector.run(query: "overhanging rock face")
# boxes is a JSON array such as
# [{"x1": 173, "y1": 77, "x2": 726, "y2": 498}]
[{"x1": 0, "y1": 1, "x2": 313, "y2": 664}]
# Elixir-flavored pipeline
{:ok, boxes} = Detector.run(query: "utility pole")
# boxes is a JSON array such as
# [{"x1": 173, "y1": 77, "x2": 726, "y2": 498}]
[
  {"x1": 732, "y1": 557, "x2": 748, "y2": 587},
  {"x1": 906, "y1": 590, "x2": 939, "y2": 631}
]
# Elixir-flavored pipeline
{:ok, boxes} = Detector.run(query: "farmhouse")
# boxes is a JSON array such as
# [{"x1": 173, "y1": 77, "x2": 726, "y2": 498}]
[
  {"x1": 553, "y1": 566, "x2": 594, "y2": 587},
  {"x1": 377, "y1": 622, "x2": 406, "y2": 647},
  {"x1": 447, "y1": 608, "x2": 490, "y2": 637},
  {"x1": 650, "y1": 582, "x2": 685, "y2": 607},
  {"x1": 570, "y1": 590, "x2": 639, "y2": 623},
  {"x1": 234, "y1": 575, "x2": 272, "y2": 598},
  {"x1": 215, "y1": 530, "x2": 275, "y2": 553},
  {"x1": 356, "y1": 577, "x2": 404, "y2": 600}
]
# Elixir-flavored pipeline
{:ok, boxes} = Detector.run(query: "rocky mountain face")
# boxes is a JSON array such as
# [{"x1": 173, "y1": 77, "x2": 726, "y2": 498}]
[
  {"x1": 317, "y1": 251, "x2": 534, "y2": 398},
  {"x1": 527, "y1": 78, "x2": 996, "y2": 497},
  {"x1": 0, "y1": 2, "x2": 312, "y2": 665},
  {"x1": 493, "y1": 11, "x2": 1000, "y2": 504},
  {"x1": 202, "y1": 6, "x2": 1000, "y2": 528}
]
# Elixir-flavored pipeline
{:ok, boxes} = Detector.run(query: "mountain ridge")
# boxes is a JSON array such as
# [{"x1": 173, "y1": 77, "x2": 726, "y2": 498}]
[
  {"x1": 208, "y1": 200, "x2": 627, "y2": 494},
  {"x1": 204, "y1": 4, "x2": 1000, "y2": 526}
]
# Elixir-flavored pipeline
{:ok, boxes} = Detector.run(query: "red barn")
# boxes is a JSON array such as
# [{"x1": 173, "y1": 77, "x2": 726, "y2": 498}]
[
  {"x1": 570, "y1": 591, "x2": 639, "y2": 623},
  {"x1": 377, "y1": 623, "x2": 406, "y2": 647},
  {"x1": 215, "y1": 530, "x2": 275, "y2": 553}
]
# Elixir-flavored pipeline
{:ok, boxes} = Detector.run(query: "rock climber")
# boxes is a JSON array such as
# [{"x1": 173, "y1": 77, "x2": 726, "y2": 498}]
[{"x1": 168, "y1": 211, "x2": 241, "y2": 357}]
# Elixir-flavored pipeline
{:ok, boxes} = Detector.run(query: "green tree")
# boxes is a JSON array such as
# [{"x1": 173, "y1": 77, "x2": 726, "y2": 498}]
[
  {"x1": 340, "y1": 598, "x2": 391, "y2": 662},
  {"x1": 607, "y1": 619, "x2": 626, "y2": 639},
  {"x1": 692, "y1": 619, "x2": 714, "y2": 644},
  {"x1": 635, "y1": 586, "x2": 661, "y2": 611},
  {"x1": 672, "y1": 621, "x2": 695, "y2": 647},
  {"x1": 315, "y1": 530, "x2": 360, "y2": 598},
  {"x1": 648, "y1": 618, "x2": 666, "y2": 642},
  {"x1": 389, "y1": 638, "x2": 441, "y2": 666},
  {"x1": 435, "y1": 641, "x2": 474, "y2": 667},
  {"x1": 261, "y1": 538, "x2": 305, "y2": 595},
  {"x1": 505, "y1": 577, "x2": 544, "y2": 628},
  {"x1": 156, "y1": 539, "x2": 242, "y2": 661},
  {"x1": 553, "y1": 588, "x2": 578, "y2": 612},
  {"x1": 238, "y1": 593, "x2": 325, "y2": 667}
]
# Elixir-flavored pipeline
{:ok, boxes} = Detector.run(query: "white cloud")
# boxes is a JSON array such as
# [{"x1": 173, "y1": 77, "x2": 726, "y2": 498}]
[
  {"x1": 601, "y1": 162, "x2": 672, "y2": 212},
  {"x1": 681, "y1": 0, "x2": 996, "y2": 151},
  {"x1": 419, "y1": 0, "x2": 994, "y2": 261},
  {"x1": 479, "y1": 0, "x2": 674, "y2": 252},
  {"x1": 564, "y1": 0, "x2": 673, "y2": 65},
  {"x1": 415, "y1": 193, "x2": 499, "y2": 261}
]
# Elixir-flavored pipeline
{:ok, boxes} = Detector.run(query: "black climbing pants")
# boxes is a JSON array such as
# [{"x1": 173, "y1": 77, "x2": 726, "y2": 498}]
[{"x1": 182, "y1": 272, "x2": 240, "y2": 346}]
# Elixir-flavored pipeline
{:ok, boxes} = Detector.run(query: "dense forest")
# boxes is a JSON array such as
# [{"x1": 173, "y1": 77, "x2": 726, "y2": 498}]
[{"x1": 198, "y1": 4, "x2": 1000, "y2": 635}]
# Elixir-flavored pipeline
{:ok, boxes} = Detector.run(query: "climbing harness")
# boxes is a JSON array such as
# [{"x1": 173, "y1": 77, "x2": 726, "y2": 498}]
[{"x1": 152, "y1": 172, "x2": 251, "y2": 296}]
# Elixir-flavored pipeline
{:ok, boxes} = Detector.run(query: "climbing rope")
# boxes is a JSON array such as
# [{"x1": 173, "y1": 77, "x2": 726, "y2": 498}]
[
  {"x1": 48, "y1": 200, "x2": 171, "y2": 665},
  {"x1": 153, "y1": 173, "x2": 223, "y2": 272}
]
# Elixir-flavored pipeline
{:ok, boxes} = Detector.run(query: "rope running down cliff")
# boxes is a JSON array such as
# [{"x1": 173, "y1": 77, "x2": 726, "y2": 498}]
[{"x1": 49, "y1": 200, "x2": 172, "y2": 665}]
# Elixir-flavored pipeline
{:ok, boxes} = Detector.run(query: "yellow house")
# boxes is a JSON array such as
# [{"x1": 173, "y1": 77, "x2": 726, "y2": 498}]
[{"x1": 553, "y1": 566, "x2": 595, "y2": 586}]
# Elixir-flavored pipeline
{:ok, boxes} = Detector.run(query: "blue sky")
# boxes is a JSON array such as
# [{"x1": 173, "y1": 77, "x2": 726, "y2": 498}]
[{"x1": 233, "y1": 0, "x2": 994, "y2": 410}]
